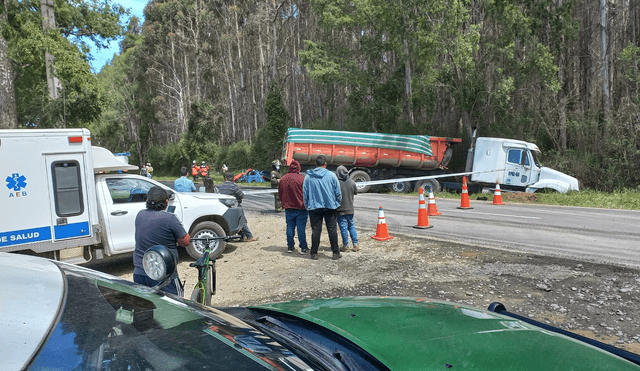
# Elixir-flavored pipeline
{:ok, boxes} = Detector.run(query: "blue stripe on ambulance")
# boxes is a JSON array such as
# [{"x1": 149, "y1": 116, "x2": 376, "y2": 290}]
[
  {"x1": 54, "y1": 222, "x2": 90, "y2": 239},
  {"x1": 0, "y1": 227, "x2": 52, "y2": 247}
]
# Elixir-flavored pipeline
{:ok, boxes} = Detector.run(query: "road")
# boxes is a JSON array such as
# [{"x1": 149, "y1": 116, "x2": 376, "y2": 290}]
[{"x1": 241, "y1": 189, "x2": 640, "y2": 269}]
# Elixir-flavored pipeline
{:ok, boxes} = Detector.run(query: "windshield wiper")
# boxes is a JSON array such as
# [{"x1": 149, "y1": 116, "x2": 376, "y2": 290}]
[{"x1": 254, "y1": 316, "x2": 360, "y2": 371}]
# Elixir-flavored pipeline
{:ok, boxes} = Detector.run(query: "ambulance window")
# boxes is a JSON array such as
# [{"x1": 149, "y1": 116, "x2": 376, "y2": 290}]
[{"x1": 52, "y1": 161, "x2": 84, "y2": 217}]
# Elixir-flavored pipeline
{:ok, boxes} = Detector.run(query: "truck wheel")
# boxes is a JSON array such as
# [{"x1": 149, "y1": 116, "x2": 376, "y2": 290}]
[
  {"x1": 390, "y1": 180, "x2": 411, "y2": 193},
  {"x1": 415, "y1": 179, "x2": 441, "y2": 193},
  {"x1": 350, "y1": 170, "x2": 371, "y2": 193},
  {"x1": 187, "y1": 222, "x2": 227, "y2": 260}
]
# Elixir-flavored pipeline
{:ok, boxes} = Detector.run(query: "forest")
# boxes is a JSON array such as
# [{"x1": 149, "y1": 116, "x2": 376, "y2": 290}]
[{"x1": 1, "y1": 0, "x2": 639, "y2": 191}]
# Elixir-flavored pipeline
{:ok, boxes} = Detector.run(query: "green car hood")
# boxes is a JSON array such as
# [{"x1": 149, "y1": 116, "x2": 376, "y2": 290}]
[{"x1": 252, "y1": 297, "x2": 639, "y2": 370}]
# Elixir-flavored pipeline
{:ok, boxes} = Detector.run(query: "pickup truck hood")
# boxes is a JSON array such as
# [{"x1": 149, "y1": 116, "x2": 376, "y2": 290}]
[
  {"x1": 252, "y1": 297, "x2": 636, "y2": 370},
  {"x1": 184, "y1": 192, "x2": 235, "y2": 201}
]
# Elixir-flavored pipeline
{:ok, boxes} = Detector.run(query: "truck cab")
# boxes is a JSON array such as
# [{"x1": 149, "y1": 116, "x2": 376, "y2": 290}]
[{"x1": 470, "y1": 137, "x2": 579, "y2": 193}]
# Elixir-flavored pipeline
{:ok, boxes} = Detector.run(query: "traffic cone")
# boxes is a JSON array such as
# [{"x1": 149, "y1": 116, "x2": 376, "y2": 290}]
[
  {"x1": 414, "y1": 188, "x2": 434, "y2": 229},
  {"x1": 372, "y1": 206, "x2": 394, "y2": 241},
  {"x1": 457, "y1": 176, "x2": 473, "y2": 209},
  {"x1": 427, "y1": 187, "x2": 442, "y2": 216},
  {"x1": 492, "y1": 182, "x2": 505, "y2": 205}
]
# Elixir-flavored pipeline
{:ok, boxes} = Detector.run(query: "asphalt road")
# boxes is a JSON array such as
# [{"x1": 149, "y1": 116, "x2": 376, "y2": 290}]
[{"x1": 240, "y1": 189, "x2": 640, "y2": 269}]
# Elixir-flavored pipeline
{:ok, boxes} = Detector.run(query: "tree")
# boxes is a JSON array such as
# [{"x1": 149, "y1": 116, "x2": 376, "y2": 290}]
[{"x1": 1, "y1": 0, "x2": 126, "y2": 127}]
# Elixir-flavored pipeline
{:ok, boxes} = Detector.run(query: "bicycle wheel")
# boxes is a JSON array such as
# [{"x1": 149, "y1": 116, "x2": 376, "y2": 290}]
[
  {"x1": 190, "y1": 283, "x2": 205, "y2": 305},
  {"x1": 204, "y1": 267, "x2": 214, "y2": 306}
]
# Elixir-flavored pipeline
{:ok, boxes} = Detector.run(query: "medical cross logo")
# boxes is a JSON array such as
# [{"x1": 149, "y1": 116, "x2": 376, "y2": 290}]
[{"x1": 6, "y1": 173, "x2": 28, "y2": 198}]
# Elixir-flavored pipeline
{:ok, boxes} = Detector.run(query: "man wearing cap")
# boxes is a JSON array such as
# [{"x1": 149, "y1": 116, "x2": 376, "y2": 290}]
[
  {"x1": 219, "y1": 172, "x2": 258, "y2": 242},
  {"x1": 133, "y1": 186, "x2": 190, "y2": 295}
]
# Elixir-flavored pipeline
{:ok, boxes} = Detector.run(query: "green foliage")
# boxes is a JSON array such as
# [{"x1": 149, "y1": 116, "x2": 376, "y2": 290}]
[
  {"x1": 179, "y1": 100, "x2": 224, "y2": 165},
  {"x1": 2, "y1": 0, "x2": 126, "y2": 127},
  {"x1": 262, "y1": 83, "x2": 289, "y2": 159},
  {"x1": 223, "y1": 141, "x2": 251, "y2": 170},
  {"x1": 145, "y1": 143, "x2": 184, "y2": 176}
]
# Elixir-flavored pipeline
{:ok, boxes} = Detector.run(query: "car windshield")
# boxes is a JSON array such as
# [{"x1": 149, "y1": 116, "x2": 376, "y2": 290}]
[{"x1": 28, "y1": 264, "x2": 312, "y2": 371}]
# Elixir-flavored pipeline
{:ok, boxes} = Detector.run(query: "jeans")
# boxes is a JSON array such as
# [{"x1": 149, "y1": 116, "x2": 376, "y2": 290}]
[
  {"x1": 337, "y1": 214, "x2": 358, "y2": 247},
  {"x1": 285, "y1": 209, "x2": 308, "y2": 250},
  {"x1": 237, "y1": 206, "x2": 253, "y2": 239},
  {"x1": 308, "y1": 208, "x2": 339, "y2": 255}
]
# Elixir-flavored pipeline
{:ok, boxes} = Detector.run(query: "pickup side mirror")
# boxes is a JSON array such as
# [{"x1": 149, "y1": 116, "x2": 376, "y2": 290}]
[{"x1": 167, "y1": 190, "x2": 176, "y2": 200}]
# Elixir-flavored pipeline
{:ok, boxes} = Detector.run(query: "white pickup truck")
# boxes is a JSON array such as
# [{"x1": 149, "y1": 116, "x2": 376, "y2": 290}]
[{"x1": 1, "y1": 128, "x2": 243, "y2": 264}]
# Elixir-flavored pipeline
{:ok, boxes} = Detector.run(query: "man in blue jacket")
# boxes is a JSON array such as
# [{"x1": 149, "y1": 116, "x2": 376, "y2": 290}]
[{"x1": 303, "y1": 155, "x2": 342, "y2": 260}]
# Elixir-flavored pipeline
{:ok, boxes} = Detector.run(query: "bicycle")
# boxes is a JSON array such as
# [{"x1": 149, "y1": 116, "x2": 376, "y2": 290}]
[{"x1": 189, "y1": 235, "x2": 241, "y2": 306}]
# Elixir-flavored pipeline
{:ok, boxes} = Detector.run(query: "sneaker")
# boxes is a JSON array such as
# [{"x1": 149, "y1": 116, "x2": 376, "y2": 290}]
[
  {"x1": 287, "y1": 248, "x2": 293, "y2": 253},
  {"x1": 353, "y1": 244, "x2": 359, "y2": 252},
  {"x1": 332, "y1": 252, "x2": 342, "y2": 260},
  {"x1": 310, "y1": 254, "x2": 318, "y2": 260},
  {"x1": 245, "y1": 237, "x2": 259, "y2": 242},
  {"x1": 300, "y1": 249, "x2": 308, "y2": 255},
  {"x1": 339, "y1": 245, "x2": 348, "y2": 252}
]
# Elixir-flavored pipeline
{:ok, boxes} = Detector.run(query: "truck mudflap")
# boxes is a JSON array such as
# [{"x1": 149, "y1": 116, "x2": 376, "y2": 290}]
[{"x1": 223, "y1": 208, "x2": 245, "y2": 235}]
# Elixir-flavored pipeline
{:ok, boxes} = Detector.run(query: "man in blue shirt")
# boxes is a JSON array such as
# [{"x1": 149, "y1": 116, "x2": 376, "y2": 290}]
[
  {"x1": 174, "y1": 166, "x2": 196, "y2": 192},
  {"x1": 303, "y1": 155, "x2": 342, "y2": 260},
  {"x1": 134, "y1": 186, "x2": 190, "y2": 295}
]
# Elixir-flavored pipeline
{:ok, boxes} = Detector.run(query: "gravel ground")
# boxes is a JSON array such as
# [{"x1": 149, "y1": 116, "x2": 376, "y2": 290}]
[{"x1": 111, "y1": 210, "x2": 640, "y2": 355}]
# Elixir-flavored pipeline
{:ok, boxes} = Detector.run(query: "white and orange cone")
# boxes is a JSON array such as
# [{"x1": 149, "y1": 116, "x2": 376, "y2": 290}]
[
  {"x1": 372, "y1": 206, "x2": 394, "y2": 241},
  {"x1": 457, "y1": 176, "x2": 473, "y2": 209},
  {"x1": 414, "y1": 188, "x2": 434, "y2": 229},
  {"x1": 492, "y1": 182, "x2": 505, "y2": 205},
  {"x1": 427, "y1": 187, "x2": 442, "y2": 216}
]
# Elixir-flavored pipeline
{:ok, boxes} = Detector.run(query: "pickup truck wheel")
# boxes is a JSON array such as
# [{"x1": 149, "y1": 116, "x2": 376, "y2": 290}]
[
  {"x1": 415, "y1": 179, "x2": 441, "y2": 193},
  {"x1": 350, "y1": 170, "x2": 371, "y2": 193},
  {"x1": 389, "y1": 180, "x2": 411, "y2": 193},
  {"x1": 187, "y1": 222, "x2": 226, "y2": 260}
]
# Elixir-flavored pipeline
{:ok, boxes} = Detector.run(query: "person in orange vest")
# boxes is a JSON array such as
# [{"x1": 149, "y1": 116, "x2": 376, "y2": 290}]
[
  {"x1": 199, "y1": 161, "x2": 210, "y2": 178},
  {"x1": 191, "y1": 160, "x2": 200, "y2": 183}
]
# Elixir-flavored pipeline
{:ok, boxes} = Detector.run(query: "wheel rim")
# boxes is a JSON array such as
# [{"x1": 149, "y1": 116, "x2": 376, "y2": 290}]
[
  {"x1": 391, "y1": 182, "x2": 406, "y2": 192},
  {"x1": 193, "y1": 230, "x2": 220, "y2": 255}
]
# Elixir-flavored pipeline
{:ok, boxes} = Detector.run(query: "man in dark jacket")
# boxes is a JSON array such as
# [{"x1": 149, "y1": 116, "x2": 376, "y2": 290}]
[
  {"x1": 278, "y1": 160, "x2": 308, "y2": 253},
  {"x1": 336, "y1": 165, "x2": 359, "y2": 252},
  {"x1": 270, "y1": 160, "x2": 283, "y2": 212},
  {"x1": 220, "y1": 172, "x2": 258, "y2": 242}
]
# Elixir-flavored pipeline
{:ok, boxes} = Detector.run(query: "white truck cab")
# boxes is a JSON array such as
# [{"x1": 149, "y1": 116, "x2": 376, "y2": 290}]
[
  {"x1": 1, "y1": 129, "x2": 243, "y2": 264},
  {"x1": 470, "y1": 137, "x2": 579, "y2": 193}
]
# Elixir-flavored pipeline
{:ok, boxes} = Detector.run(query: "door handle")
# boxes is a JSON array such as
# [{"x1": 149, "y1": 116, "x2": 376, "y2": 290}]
[{"x1": 111, "y1": 211, "x2": 128, "y2": 216}]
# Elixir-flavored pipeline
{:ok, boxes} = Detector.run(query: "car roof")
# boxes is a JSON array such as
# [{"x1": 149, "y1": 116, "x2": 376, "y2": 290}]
[{"x1": 0, "y1": 252, "x2": 65, "y2": 369}]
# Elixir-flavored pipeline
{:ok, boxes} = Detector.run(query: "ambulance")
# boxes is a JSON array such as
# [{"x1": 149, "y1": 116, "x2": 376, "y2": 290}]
[{"x1": 1, "y1": 129, "x2": 243, "y2": 264}]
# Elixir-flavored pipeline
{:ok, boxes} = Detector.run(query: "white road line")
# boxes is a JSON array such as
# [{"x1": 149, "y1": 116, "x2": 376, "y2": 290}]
[{"x1": 447, "y1": 209, "x2": 542, "y2": 219}]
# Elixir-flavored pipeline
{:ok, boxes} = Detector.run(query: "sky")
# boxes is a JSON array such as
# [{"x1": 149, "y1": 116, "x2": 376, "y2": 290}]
[{"x1": 88, "y1": 0, "x2": 147, "y2": 73}]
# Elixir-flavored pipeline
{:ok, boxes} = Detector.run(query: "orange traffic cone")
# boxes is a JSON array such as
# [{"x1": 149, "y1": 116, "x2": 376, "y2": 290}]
[
  {"x1": 414, "y1": 187, "x2": 434, "y2": 229},
  {"x1": 457, "y1": 176, "x2": 473, "y2": 209},
  {"x1": 492, "y1": 182, "x2": 505, "y2": 205},
  {"x1": 427, "y1": 187, "x2": 442, "y2": 216},
  {"x1": 372, "y1": 206, "x2": 394, "y2": 241}
]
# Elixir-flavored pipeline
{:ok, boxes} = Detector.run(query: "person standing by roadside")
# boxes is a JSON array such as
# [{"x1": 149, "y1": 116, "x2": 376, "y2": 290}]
[
  {"x1": 303, "y1": 155, "x2": 342, "y2": 260},
  {"x1": 133, "y1": 186, "x2": 190, "y2": 296},
  {"x1": 270, "y1": 160, "x2": 283, "y2": 212},
  {"x1": 191, "y1": 160, "x2": 200, "y2": 184},
  {"x1": 199, "y1": 161, "x2": 210, "y2": 178},
  {"x1": 335, "y1": 165, "x2": 359, "y2": 252},
  {"x1": 219, "y1": 172, "x2": 258, "y2": 242},
  {"x1": 174, "y1": 166, "x2": 197, "y2": 192},
  {"x1": 278, "y1": 160, "x2": 308, "y2": 253}
]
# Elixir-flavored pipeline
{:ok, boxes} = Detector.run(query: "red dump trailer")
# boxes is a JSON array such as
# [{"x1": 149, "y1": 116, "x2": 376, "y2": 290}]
[{"x1": 282, "y1": 128, "x2": 461, "y2": 193}]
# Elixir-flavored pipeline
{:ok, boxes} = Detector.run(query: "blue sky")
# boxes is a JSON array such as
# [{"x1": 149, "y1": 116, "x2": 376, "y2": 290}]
[{"x1": 88, "y1": 0, "x2": 147, "y2": 73}]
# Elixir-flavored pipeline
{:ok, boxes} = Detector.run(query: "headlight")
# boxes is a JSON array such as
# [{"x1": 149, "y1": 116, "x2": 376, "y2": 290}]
[
  {"x1": 143, "y1": 245, "x2": 177, "y2": 281},
  {"x1": 220, "y1": 198, "x2": 237, "y2": 208}
]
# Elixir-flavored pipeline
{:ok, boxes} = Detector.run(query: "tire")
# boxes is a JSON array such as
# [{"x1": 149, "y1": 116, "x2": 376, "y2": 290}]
[
  {"x1": 389, "y1": 180, "x2": 411, "y2": 193},
  {"x1": 187, "y1": 221, "x2": 226, "y2": 260},
  {"x1": 349, "y1": 170, "x2": 371, "y2": 193},
  {"x1": 415, "y1": 179, "x2": 441, "y2": 193},
  {"x1": 189, "y1": 268, "x2": 213, "y2": 306}
]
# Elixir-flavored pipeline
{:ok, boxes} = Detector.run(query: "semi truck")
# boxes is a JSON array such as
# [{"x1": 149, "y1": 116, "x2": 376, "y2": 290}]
[
  {"x1": 1, "y1": 128, "x2": 244, "y2": 264},
  {"x1": 282, "y1": 128, "x2": 579, "y2": 194}
]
